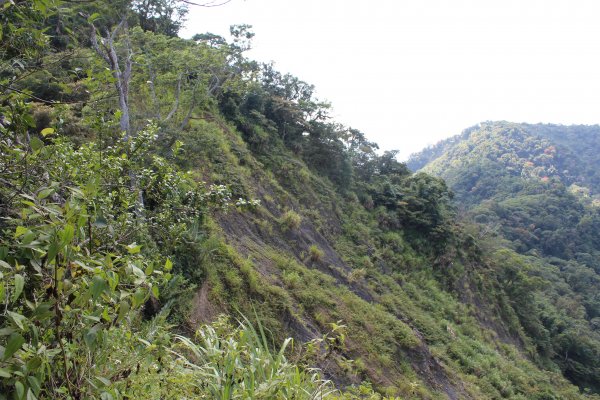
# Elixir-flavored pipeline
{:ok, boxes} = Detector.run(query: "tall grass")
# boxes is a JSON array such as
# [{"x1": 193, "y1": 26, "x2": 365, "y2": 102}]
[{"x1": 174, "y1": 317, "x2": 336, "y2": 399}]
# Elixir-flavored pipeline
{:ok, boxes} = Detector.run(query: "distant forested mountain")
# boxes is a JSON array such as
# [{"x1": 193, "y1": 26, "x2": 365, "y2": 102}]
[
  {"x1": 409, "y1": 122, "x2": 600, "y2": 263},
  {"x1": 409, "y1": 122, "x2": 600, "y2": 198},
  {"x1": 410, "y1": 122, "x2": 600, "y2": 392}
]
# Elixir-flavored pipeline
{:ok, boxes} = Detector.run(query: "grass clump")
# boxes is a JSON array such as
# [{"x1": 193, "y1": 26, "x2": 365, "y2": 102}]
[
  {"x1": 175, "y1": 316, "x2": 336, "y2": 399},
  {"x1": 309, "y1": 244, "x2": 324, "y2": 262},
  {"x1": 280, "y1": 209, "x2": 302, "y2": 231}
]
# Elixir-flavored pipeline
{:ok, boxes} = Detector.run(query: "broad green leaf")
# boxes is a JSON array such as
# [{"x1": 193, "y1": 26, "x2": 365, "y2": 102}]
[
  {"x1": 46, "y1": 241, "x2": 59, "y2": 264},
  {"x1": 21, "y1": 231, "x2": 36, "y2": 245},
  {"x1": 19, "y1": 193, "x2": 36, "y2": 202},
  {"x1": 25, "y1": 299, "x2": 35, "y2": 311},
  {"x1": 8, "y1": 311, "x2": 27, "y2": 331},
  {"x1": 82, "y1": 314, "x2": 100, "y2": 323},
  {"x1": 0, "y1": 327, "x2": 15, "y2": 336},
  {"x1": 96, "y1": 376, "x2": 111, "y2": 386},
  {"x1": 116, "y1": 300, "x2": 130, "y2": 324},
  {"x1": 33, "y1": 0, "x2": 48, "y2": 14},
  {"x1": 26, "y1": 357, "x2": 42, "y2": 372},
  {"x1": 90, "y1": 276, "x2": 107, "y2": 300},
  {"x1": 83, "y1": 177, "x2": 99, "y2": 197},
  {"x1": 40, "y1": 127, "x2": 54, "y2": 137},
  {"x1": 100, "y1": 392, "x2": 114, "y2": 400},
  {"x1": 144, "y1": 264, "x2": 153, "y2": 276},
  {"x1": 84, "y1": 324, "x2": 101, "y2": 348},
  {"x1": 59, "y1": 225, "x2": 74, "y2": 247},
  {"x1": 3, "y1": 333, "x2": 25, "y2": 360},
  {"x1": 0, "y1": 283, "x2": 4, "y2": 302},
  {"x1": 15, "y1": 381, "x2": 24, "y2": 400},
  {"x1": 26, "y1": 388, "x2": 37, "y2": 400},
  {"x1": 126, "y1": 243, "x2": 141, "y2": 254},
  {"x1": 29, "y1": 260, "x2": 41, "y2": 274},
  {"x1": 0, "y1": 368, "x2": 10, "y2": 378},
  {"x1": 151, "y1": 285, "x2": 159, "y2": 298},
  {"x1": 30, "y1": 137, "x2": 44, "y2": 152},
  {"x1": 32, "y1": 303, "x2": 53, "y2": 321},
  {"x1": 27, "y1": 376, "x2": 41, "y2": 395},
  {"x1": 13, "y1": 274, "x2": 24, "y2": 302},
  {"x1": 93, "y1": 216, "x2": 107, "y2": 228},
  {"x1": 15, "y1": 226, "x2": 28, "y2": 238},
  {"x1": 132, "y1": 289, "x2": 146, "y2": 309},
  {"x1": 101, "y1": 307, "x2": 110, "y2": 322},
  {"x1": 36, "y1": 187, "x2": 54, "y2": 200},
  {"x1": 106, "y1": 271, "x2": 118, "y2": 291},
  {"x1": 164, "y1": 258, "x2": 173, "y2": 271},
  {"x1": 130, "y1": 263, "x2": 145, "y2": 279},
  {"x1": 87, "y1": 13, "x2": 100, "y2": 23}
]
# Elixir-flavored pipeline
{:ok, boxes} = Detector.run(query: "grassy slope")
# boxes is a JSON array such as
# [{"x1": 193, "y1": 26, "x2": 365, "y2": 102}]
[{"x1": 173, "y1": 116, "x2": 592, "y2": 399}]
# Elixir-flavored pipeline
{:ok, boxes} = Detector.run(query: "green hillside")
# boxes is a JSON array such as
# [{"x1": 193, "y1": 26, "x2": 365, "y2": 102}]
[
  {"x1": 408, "y1": 122, "x2": 600, "y2": 201},
  {"x1": 408, "y1": 122, "x2": 600, "y2": 264},
  {"x1": 1, "y1": 2, "x2": 599, "y2": 399},
  {"x1": 410, "y1": 121, "x2": 600, "y2": 394}
]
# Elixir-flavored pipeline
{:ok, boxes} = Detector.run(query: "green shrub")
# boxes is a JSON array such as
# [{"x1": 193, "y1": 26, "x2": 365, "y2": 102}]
[
  {"x1": 309, "y1": 244, "x2": 325, "y2": 262},
  {"x1": 348, "y1": 268, "x2": 367, "y2": 283},
  {"x1": 280, "y1": 209, "x2": 302, "y2": 231},
  {"x1": 283, "y1": 270, "x2": 302, "y2": 288}
]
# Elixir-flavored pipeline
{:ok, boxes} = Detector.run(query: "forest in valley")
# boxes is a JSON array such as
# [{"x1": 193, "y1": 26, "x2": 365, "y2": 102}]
[{"x1": 1, "y1": 1, "x2": 599, "y2": 399}]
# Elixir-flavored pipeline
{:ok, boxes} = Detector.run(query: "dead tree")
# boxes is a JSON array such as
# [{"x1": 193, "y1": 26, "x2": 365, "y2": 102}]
[
  {"x1": 90, "y1": 18, "x2": 145, "y2": 216},
  {"x1": 90, "y1": 17, "x2": 133, "y2": 140}
]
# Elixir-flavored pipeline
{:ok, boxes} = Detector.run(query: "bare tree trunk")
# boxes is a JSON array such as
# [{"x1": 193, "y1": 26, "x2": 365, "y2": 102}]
[
  {"x1": 90, "y1": 18, "x2": 133, "y2": 140},
  {"x1": 147, "y1": 64, "x2": 162, "y2": 119},
  {"x1": 90, "y1": 18, "x2": 144, "y2": 217}
]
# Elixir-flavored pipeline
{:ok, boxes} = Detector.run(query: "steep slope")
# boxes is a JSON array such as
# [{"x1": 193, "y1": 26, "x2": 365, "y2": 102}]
[
  {"x1": 176, "y1": 116, "x2": 589, "y2": 399},
  {"x1": 159, "y1": 99, "x2": 600, "y2": 397},
  {"x1": 409, "y1": 121, "x2": 600, "y2": 392},
  {"x1": 2, "y1": 2, "x2": 599, "y2": 398}
]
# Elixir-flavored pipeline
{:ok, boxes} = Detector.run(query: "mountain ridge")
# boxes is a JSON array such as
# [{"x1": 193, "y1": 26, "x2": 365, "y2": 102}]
[{"x1": 409, "y1": 122, "x2": 600, "y2": 196}]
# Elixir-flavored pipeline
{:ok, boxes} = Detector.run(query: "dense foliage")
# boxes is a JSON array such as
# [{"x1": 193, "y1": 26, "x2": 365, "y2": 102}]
[
  {"x1": 2, "y1": 1, "x2": 599, "y2": 399},
  {"x1": 410, "y1": 121, "x2": 600, "y2": 393}
]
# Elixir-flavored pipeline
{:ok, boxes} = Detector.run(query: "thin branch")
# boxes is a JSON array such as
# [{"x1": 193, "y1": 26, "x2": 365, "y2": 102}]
[
  {"x1": 0, "y1": 177, "x2": 22, "y2": 193},
  {"x1": 146, "y1": 64, "x2": 162, "y2": 119},
  {"x1": 178, "y1": 70, "x2": 231, "y2": 130},
  {"x1": 91, "y1": 16, "x2": 132, "y2": 139},
  {"x1": 10, "y1": 50, "x2": 78, "y2": 84},
  {"x1": 0, "y1": 83, "x2": 117, "y2": 104},
  {"x1": 110, "y1": 18, "x2": 127, "y2": 43},
  {"x1": 89, "y1": 23, "x2": 110, "y2": 65},
  {"x1": 164, "y1": 73, "x2": 183, "y2": 122},
  {"x1": 179, "y1": 0, "x2": 232, "y2": 6}
]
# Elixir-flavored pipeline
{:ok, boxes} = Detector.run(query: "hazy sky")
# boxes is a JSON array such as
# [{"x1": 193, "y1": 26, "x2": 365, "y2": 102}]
[{"x1": 181, "y1": 0, "x2": 600, "y2": 159}]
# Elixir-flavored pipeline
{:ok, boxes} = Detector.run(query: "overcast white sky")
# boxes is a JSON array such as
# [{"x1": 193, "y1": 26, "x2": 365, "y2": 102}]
[{"x1": 180, "y1": 0, "x2": 600, "y2": 159}]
